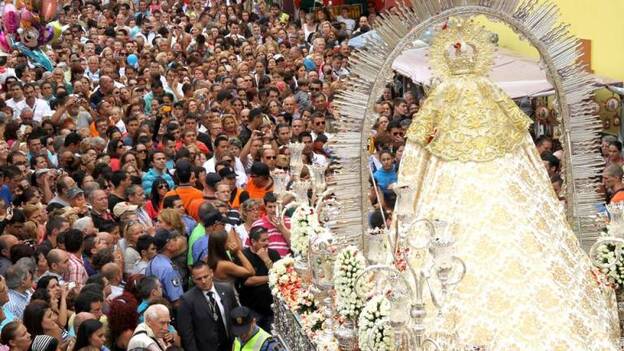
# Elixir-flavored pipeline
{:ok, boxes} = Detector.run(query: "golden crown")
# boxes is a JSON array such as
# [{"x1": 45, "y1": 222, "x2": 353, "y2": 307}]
[{"x1": 429, "y1": 17, "x2": 495, "y2": 79}]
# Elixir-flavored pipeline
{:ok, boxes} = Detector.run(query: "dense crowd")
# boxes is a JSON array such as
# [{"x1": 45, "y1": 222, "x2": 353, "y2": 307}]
[
  {"x1": 0, "y1": 0, "x2": 596, "y2": 349},
  {"x1": 0, "y1": 0, "x2": 407, "y2": 350}
]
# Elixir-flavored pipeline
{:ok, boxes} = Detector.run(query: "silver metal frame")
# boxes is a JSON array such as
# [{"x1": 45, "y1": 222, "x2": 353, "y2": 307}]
[{"x1": 331, "y1": 0, "x2": 604, "y2": 250}]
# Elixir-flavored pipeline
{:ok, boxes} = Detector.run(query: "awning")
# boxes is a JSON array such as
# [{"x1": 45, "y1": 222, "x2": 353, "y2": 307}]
[{"x1": 392, "y1": 47, "x2": 621, "y2": 98}]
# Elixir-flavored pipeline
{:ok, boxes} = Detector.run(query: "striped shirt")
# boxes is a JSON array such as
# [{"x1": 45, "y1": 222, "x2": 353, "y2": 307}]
[
  {"x1": 63, "y1": 253, "x2": 88, "y2": 287},
  {"x1": 5, "y1": 289, "x2": 31, "y2": 319},
  {"x1": 252, "y1": 215, "x2": 291, "y2": 257}
]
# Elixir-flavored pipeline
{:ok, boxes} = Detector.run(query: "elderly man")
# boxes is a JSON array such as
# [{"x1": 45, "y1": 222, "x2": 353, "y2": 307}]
[
  {"x1": 128, "y1": 304, "x2": 174, "y2": 350},
  {"x1": 90, "y1": 189, "x2": 115, "y2": 231},
  {"x1": 4, "y1": 264, "x2": 32, "y2": 318},
  {"x1": 72, "y1": 216, "x2": 97, "y2": 236},
  {"x1": 603, "y1": 164, "x2": 624, "y2": 204}
]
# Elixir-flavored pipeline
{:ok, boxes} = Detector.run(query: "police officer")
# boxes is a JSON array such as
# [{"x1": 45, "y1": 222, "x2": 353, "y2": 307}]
[
  {"x1": 146, "y1": 228, "x2": 184, "y2": 306},
  {"x1": 230, "y1": 306, "x2": 282, "y2": 351}
]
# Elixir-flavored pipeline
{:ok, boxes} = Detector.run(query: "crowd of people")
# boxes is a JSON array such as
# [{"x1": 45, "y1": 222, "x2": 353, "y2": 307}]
[
  {"x1": 0, "y1": 0, "x2": 596, "y2": 348},
  {"x1": 0, "y1": 0, "x2": 400, "y2": 349}
]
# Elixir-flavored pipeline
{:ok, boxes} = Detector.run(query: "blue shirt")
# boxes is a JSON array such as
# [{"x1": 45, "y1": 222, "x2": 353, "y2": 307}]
[
  {"x1": 0, "y1": 307, "x2": 15, "y2": 331},
  {"x1": 191, "y1": 236, "x2": 209, "y2": 264},
  {"x1": 145, "y1": 254, "x2": 183, "y2": 302},
  {"x1": 5, "y1": 289, "x2": 30, "y2": 319},
  {"x1": 373, "y1": 167, "x2": 397, "y2": 191},
  {"x1": 182, "y1": 215, "x2": 197, "y2": 236},
  {"x1": 0, "y1": 185, "x2": 12, "y2": 205}
]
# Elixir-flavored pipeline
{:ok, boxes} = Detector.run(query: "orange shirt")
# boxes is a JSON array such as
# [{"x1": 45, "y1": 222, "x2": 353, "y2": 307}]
[
  {"x1": 611, "y1": 190, "x2": 624, "y2": 204},
  {"x1": 165, "y1": 186, "x2": 204, "y2": 221},
  {"x1": 245, "y1": 180, "x2": 273, "y2": 200}
]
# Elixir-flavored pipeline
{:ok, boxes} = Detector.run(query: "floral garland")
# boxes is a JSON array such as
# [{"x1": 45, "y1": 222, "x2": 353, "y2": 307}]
[
  {"x1": 358, "y1": 295, "x2": 394, "y2": 351},
  {"x1": 268, "y1": 257, "x2": 302, "y2": 308},
  {"x1": 334, "y1": 246, "x2": 367, "y2": 320},
  {"x1": 595, "y1": 243, "x2": 624, "y2": 289},
  {"x1": 290, "y1": 205, "x2": 323, "y2": 258}
]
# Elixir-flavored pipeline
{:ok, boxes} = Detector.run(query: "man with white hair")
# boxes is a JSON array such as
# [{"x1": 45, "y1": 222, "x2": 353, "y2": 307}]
[
  {"x1": 128, "y1": 304, "x2": 174, "y2": 350},
  {"x1": 72, "y1": 217, "x2": 97, "y2": 236}
]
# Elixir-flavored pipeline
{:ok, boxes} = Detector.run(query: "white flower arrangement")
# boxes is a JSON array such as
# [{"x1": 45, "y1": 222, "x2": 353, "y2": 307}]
[
  {"x1": 316, "y1": 337, "x2": 340, "y2": 351},
  {"x1": 334, "y1": 246, "x2": 367, "y2": 321},
  {"x1": 295, "y1": 289, "x2": 318, "y2": 315},
  {"x1": 358, "y1": 295, "x2": 394, "y2": 351},
  {"x1": 300, "y1": 309, "x2": 326, "y2": 333},
  {"x1": 596, "y1": 243, "x2": 624, "y2": 289},
  {"x1": 290, "y1": 205, "x2": 323, "y2": 258},
  {"x1": 268, "y1": 257, "x2": 302, "y2": 307}
]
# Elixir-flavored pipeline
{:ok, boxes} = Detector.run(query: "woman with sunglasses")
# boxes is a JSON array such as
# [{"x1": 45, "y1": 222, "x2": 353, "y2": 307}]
[
  {"x1": 145, "y1": 178, "x2": 170, "y2": 221},
  {"x1": 105, "y1": 137, "x2": 125, "y2": 172}
]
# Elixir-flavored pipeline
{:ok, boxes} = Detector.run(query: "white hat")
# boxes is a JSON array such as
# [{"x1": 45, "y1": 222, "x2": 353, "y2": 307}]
[{"x1": 113, "y1": 201, "x2": 138, "y2": 218}]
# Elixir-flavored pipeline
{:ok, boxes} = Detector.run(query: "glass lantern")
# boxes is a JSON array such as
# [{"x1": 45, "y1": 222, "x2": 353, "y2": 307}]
[
  {"x1": 291, "y1": 179, "x2": 311, "y2": 206},
  {"x1": 310, "y1": 163, "x2": 327, "y2": 195},
  {"x1": 288, "y1": 142, "x2": 305, "y2": 180},
  {"x1": 309, "y1": 229, "x2": 336, "y2": 290}
]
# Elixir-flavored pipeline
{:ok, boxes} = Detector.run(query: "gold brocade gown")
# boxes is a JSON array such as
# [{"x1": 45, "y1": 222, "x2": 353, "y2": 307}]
[{"x1": 398, "y1": 74, "x2": 620, "y2": 350}]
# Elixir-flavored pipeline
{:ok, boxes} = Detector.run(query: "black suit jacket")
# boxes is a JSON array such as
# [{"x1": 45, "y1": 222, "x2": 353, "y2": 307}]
[{"x1": 177, "y1": 283, "x2": 238, "y2": 351}]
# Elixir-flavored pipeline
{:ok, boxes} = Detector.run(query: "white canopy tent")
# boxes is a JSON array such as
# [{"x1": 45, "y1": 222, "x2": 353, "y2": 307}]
[{"x1": 392, "y1": 46, "x2": 620, "y2": 99}]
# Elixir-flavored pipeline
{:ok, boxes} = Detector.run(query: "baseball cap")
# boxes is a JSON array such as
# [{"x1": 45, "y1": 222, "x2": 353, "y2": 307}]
[
  {"x1": 113, "y1": 202, "x2": 138, "y2": 218},
  {"x1": 230, "y1": 306, "x2": 254, "y2": 336},
  {"x1": 153, "y1": 228, "x2": 180, "y2": 251},
  {"x1": 273, "y1": 54, "x2": 285, "y2": 62},
  {"x1": 218, "y1": 166, "x2": 237, "y2": 179},
  {"x1": 67, "y1": 187, "x2": 84, "y2": 199},
  {"x1": 250, "y1": 162, "x2": 270, "y2": 178},
  {"x1": 206, "y1": 172, "x2": 222, "y2": 188}
]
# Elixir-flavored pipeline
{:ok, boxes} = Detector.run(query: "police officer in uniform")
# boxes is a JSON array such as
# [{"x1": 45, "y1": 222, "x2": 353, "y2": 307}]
[
  {"x1": 230, "y1": 306, "x2": 283, "y2": 351},
  {"x1": 146, "y1": 228, "x2": 184, "y2": 306}
]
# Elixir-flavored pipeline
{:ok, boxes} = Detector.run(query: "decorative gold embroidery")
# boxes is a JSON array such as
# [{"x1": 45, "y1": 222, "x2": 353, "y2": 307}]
[{"x1": 406, "y1": 75, "x2": 531, "y2": 162}]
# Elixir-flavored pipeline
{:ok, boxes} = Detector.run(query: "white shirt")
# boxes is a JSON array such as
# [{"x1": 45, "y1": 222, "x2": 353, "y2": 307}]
[
  {"x1": 203, "y1": 157, "x2": 248, "y2": 188},
  {"x1": 6, "y1": 98, "x2": 27, "y2": 119},
  {"x1": 337, "y1": 16, "x2": 356, "y2": 33},
  {"x1": 26, "y1": 98, "x2": 52, "y2": 122},
  {"x1": 311, "y1": 131, "x2": 333, "y2": 142},
  {"x1": 204, "y1": 286, "x2": 227, "y2": 330}
]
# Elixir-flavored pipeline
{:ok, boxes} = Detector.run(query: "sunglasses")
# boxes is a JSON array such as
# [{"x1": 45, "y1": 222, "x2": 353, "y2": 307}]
[
  {"x1": 315, "y1": 121, "x2": 325, "y2": 126},
  {"x1": 265, "y1": 156, "x2": 276, "y2": 160},
  {"x1": 158, "y1": 184, "x2": 169, "y2": 189}
]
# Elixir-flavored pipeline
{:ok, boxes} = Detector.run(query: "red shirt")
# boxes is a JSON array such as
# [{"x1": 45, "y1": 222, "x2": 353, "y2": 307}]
[{"x1": 252, "y1": 215, "x2": 291, "y2": 257}]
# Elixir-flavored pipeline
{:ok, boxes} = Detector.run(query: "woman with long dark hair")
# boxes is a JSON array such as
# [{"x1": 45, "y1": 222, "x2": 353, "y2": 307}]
[
  {"x1": 22, "y1": 300, "x2": 66, "y2": 343},
  {"x1": 75, "y1": 319, "x2": 109, "y2": 351},
  {"x1": 207, "y1": 229, "x2": 255, "y2": 295},
  {"x1": 105, "y1": 137, "x2": 125, "y2": 171},
  {"x1": 145, "y1": 177, "x2": 170, "y2": 220},
  {"x1": 30, "y1": 277, "x2": 68, "y2": 329}
]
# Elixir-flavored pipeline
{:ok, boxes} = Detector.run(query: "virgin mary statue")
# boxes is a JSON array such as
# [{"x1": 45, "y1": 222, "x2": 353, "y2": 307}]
[{"x1": 397, "y1": 18, "x2": 620, "y2": 350}]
